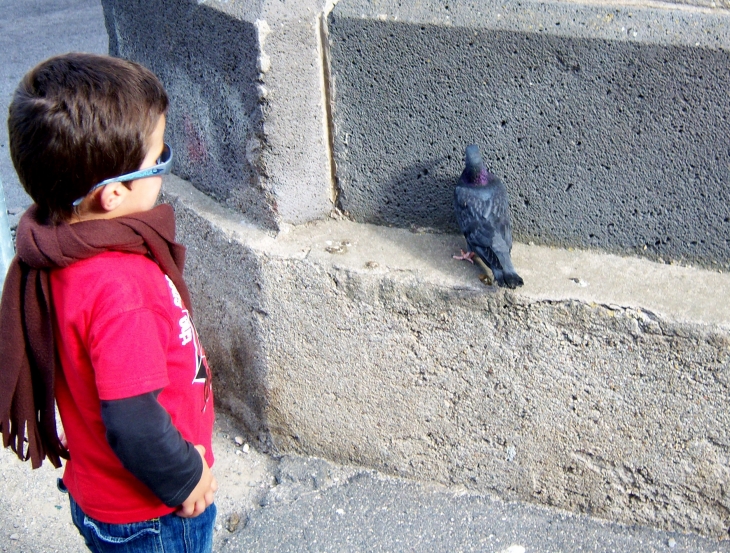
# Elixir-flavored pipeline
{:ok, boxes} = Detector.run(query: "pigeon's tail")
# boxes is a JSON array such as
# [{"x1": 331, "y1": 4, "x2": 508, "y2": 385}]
[
  {"x1": 499, "y1": 271, "x2": 524, "y2": 289},
  {"x1": 473, "y1": 245, "x2": 523, "y2": 289}
]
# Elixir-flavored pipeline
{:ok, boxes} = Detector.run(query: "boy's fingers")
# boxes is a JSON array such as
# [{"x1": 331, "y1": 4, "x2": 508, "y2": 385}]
[
  {"x1": 177, "y1": 500, "x2": 204, "y2": 518},
  {"x1": 194, "y1": 444, "x2": 206, "y2": 456},
  {"x1": 177, "y1": 504, "x2": 193, "y2": 518}
]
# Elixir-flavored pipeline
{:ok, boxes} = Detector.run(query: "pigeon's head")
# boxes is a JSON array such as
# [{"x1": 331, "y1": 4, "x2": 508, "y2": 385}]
[
  {"x1": 460, "y1": 144, "x2": 490, "y2": 186},
  {"x1": 464, "y1": 144, "x2": 482, "y2": 168}
]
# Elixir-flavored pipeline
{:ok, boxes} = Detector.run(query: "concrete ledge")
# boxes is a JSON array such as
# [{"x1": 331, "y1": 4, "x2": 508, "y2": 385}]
[
  {"x1": 328, "y1": 0, "x2": 730, "y2": 269},
  {"x1": 163, "y1": 174, "x2": 730, "y2": 537}
]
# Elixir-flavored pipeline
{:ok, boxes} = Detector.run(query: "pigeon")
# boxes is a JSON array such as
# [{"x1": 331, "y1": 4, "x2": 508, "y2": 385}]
[{"x1": 453, "y1": 144, "x2": 524, "y2": 289}]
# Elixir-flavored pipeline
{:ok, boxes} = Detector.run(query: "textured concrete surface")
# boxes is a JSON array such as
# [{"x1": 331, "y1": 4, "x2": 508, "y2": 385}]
[
  {"x1": 102, "y1": 0, "x2": 335, "y2": 229},
  {"x1": 577, "y1": 0, "x2": 730, "y2": 8},
  {"x1": 327, "y1": 0, "x2": 730, "y2": 270},
  {"x1": 163, "y1": 174, "x2": 730, "y2": 538}
]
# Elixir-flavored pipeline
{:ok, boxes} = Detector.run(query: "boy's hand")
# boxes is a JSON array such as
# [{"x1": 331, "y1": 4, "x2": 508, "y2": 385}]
[{"x1": 176, "y1": 445, "x2": 217, "y2": 518}]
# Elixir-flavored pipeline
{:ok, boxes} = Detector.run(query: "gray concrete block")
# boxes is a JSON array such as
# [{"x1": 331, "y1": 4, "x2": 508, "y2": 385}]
[
  {"x1": 102, "y1": 0, "x2": 334, "y2": 229},
  {"x1": 163, "y1": 174, "x2": 730, "y2": 538},
  {"x1": 327, "y1": 0, "x2": 730, "y2": 269}
]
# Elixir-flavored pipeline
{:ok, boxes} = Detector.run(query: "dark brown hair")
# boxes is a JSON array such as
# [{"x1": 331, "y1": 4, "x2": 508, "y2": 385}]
[{"x1": 8, "y1": 53, "x2": 169, "y2": 223}]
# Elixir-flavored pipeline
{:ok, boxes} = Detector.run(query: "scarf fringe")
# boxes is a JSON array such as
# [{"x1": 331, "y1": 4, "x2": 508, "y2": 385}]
[
  {"x1": 0, "y1": 402, "x2": 67, "y2": 469},
  {"x1": 1, "y1": 426, "x2": 66, "y2": 470}
]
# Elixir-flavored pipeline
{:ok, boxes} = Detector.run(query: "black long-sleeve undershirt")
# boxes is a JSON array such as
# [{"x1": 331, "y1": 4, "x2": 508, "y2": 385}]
[{"x1": 100, "y1": 390, "x2": 202, "y2": 507}]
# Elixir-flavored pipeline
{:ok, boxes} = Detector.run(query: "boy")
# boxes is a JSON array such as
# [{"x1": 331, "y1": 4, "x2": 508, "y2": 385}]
[{"x1": 0, "y1": 53, "x2": 217, "y2": 552}]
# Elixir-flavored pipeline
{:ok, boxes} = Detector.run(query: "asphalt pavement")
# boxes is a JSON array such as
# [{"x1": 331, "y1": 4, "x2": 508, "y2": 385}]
[
  {"x1": 1, "y1": 1, "x2": 729, "y2": 552},
  {"x1": 221, "y1": 454, "x2": 730, "y2": 553}
]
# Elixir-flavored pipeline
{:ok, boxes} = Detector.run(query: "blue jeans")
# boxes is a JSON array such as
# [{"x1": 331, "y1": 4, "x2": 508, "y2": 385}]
[{"x1": 60, "y1": 480, "x2": 216, "y2": 553}]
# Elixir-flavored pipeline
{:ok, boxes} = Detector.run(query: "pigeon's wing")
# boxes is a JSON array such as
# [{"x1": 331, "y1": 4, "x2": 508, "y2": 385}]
[
  {"x1": 454, "y1": 186, "x2": 502, "y2": 270},
  {"x1": 480, "y1": 181, "x2": 520, "y2": 279},
  {"x1": 479, "y1": 182, "x2": 523, "y2": 288},
  {"x1": 490, "y1": 179, "x2": 513, "y2": 252}
]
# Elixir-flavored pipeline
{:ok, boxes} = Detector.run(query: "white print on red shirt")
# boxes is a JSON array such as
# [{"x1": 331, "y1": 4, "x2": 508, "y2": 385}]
[{"x1": 165, "y1": 275, "x2": 210, "y2": 386}]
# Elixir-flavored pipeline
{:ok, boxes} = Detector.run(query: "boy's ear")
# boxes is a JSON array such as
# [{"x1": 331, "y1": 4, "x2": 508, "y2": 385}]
[{"x1": 96, "y1": 181, "x2": 129, "y2": 212}]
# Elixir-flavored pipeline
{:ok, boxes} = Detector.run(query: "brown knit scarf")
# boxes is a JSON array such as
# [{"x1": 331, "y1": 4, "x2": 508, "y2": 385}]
[{"x1": 0, "y1": 203, "x2": 190, "y2": 469}]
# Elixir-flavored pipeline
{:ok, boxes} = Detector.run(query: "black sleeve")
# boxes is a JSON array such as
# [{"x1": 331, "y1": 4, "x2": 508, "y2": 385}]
[{"x1": 100, "y1": 390, "x2": 203, "y2": 507}]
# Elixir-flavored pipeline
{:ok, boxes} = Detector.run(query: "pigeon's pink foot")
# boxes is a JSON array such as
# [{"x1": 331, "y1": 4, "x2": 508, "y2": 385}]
[{"x1": 453, "y1": 249, "x2": 475, "y2": 263}]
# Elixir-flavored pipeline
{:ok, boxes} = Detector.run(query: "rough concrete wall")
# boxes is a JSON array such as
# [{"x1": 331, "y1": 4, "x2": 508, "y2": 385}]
[
  {"x1": 164, "y1": 175, "x2": 730, "y2": 538},
  {"x1": 254, "y1": 0, "x2": 338, "y2": 226},
  {"x1": 102, "y1": 0, "x2": 334, "y2": 228},
  {"x1": 257, "y1": 268, "x2": 730, "y2": 538},
  {"x1": 327, "y1": 0, "x2": 730, "y2": 270},
  {"x1": 103, "y1": 0, "x2": 268, "y2": 224},
  {"x1": 158, "y1": 183, "x2": 271, "y2": 439}
]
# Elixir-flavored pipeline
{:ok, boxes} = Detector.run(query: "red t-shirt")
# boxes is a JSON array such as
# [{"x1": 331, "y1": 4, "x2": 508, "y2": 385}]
[{"x1": 51, "y1": 251, "x2": 215, "y2": 524}]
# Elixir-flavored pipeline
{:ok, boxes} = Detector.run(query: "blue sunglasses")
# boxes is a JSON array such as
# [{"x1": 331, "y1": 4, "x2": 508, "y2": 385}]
[{"x1": 72, "y1": 143, "x2": 173, "y2": 207}]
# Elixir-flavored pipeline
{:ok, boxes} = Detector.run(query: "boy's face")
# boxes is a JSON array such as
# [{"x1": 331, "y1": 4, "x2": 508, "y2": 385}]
[{"x1": 115, "y1": 114, "x2": 167, "y2": 216}]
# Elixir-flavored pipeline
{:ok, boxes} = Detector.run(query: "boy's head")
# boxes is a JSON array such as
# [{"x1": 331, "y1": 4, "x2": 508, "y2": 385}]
[{"x1": 8, "y1": 53, "x2": 169, "y2": 223}]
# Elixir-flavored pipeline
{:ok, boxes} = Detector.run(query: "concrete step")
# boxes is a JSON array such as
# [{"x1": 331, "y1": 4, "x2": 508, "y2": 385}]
[{"x1": 163, "y1": 175, "x2": 730, "y2": 538}]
